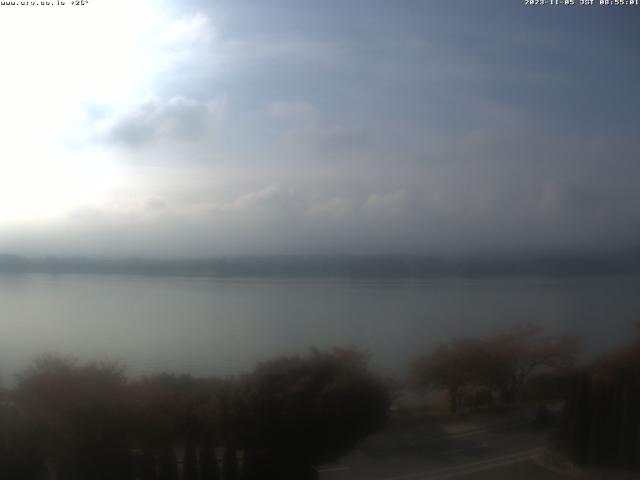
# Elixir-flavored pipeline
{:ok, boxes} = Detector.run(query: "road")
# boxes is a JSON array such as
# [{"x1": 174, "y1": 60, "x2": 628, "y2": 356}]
[{"x1": 318, "y1": 414, "x2": 569, "y2": 480}]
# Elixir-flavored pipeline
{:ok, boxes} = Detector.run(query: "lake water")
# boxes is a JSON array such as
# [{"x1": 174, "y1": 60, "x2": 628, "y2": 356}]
[{"x1": 0, "y1": 273, "x2": 639, "y2": 381}]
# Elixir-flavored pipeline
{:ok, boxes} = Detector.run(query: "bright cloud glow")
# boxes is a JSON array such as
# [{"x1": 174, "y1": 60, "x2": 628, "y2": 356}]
[{"x1": 0, "y1": 0, "x2": 214, "y2": 223}]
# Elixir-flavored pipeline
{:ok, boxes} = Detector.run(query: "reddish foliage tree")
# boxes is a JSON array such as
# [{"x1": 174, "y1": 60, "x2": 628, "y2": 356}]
[
  {"x1": 482, "y1": 325, "x2": 580, "y2": 403},
  {"x1": 240, "y1": 347, "x2": 390, "y2": 478},
  {"x1": 560, "y1": 325, "x2": 640, "y2": 469},
  {"x1": 14, "y1": 355, "x2": 132, "y2": 480},
  {"x1": 412, "y1": 325, "x2": 580, "y2": 411},
  {"x1": 411, "y1": 339, "x2": 487, "y2": 413},
  {"x1": 596, "y1": 322, "x2": 640, "y2": 381}
]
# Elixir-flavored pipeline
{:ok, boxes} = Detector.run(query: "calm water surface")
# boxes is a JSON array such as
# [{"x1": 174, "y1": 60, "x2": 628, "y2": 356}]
[{"x1": 0, "y1": 274, "x2": 638, "y2": 379}]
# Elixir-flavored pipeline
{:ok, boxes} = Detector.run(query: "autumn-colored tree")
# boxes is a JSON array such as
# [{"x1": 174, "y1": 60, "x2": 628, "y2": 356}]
[
  {"x1": 412, "y1": 326, "x2": 580, "y2": 412},
  {"x1": 14, "y1": 355, "x2": 132, "y2": 480},
  {"x1": 0, "y1": 397, "x2": 47, "y2": 480},
  {"x1": 483, "y1": 325, "x2": 580, "y2": 403},
  {"x1": 596, "y1": 322, "x2": 640, "y2": 380},
  {"x1": 411, "y1": 338, "x2": 488, "y2": 413},
  {"x1": 127, "y1": 373, "x2": 227, "y2": 479},
  {"x1": 240, "y1": 347, "x2": 390, "y2": 479},
  {"x1": 4, "y1": 349, "x2": 389, "y2": 479},
  {"x1": 560, "y1": 325, "x2": 640, "y2": 469}
]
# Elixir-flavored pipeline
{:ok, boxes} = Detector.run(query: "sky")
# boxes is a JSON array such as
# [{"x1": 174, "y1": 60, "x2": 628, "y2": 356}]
[{"x1": 0, "y1": 0, "x2": 638, "y2": 257}]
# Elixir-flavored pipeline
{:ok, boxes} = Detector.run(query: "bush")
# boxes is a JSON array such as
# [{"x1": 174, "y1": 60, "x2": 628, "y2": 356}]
[{"x1": 241, "y1": 348, "x2": 390, "y2": 477}]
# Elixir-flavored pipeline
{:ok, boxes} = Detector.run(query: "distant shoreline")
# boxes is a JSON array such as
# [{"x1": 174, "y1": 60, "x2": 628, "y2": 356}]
[{"x1": 1, "y1": 252, "x2": 640, "y2": 277}]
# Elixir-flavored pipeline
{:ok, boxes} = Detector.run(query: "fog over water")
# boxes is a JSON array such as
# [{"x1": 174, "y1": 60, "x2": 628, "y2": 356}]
[{"x1": 1, "y1": 273, "x2": 638, "y2": 381}]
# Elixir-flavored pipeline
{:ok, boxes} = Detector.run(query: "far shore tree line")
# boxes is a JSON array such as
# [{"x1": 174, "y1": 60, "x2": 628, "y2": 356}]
[{"x1": 0, "y1": 323, "x2": 639, "y2": 478}]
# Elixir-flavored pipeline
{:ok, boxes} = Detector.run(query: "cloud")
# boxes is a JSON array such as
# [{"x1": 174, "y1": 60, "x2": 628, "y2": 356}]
[
  {"x1": 284, "y1": 126, "x2": 367, "y2": 154},
  {"x1": 216, "y1": 184, "x2": 299, "y2": 214},
  {"x1": 163, "y1": 13, "x2": 214, "y2": 47},
  {"x1": 92, "y1": 96, "x2": 225, "y2": 147},
  {"x1": 2, "y1": 1, "x2": 640, "y2": 257},
  {"x1": 306, "y1": 197, "x2": 355, "y2": 219},
  {"x1": 268, "y1": 101, "x2": 317, "y2": 119},
  {"x1": 224, "y1": 38, "x2": 344, "y2": 65},
  {"x1": 364, "y1": 191, "x2": 408, "y2": 216}
]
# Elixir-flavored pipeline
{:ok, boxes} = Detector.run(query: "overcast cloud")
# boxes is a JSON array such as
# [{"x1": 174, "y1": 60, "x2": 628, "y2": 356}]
[{"x1": 0, "y1": 0, "x2": 638, "y2": 257}]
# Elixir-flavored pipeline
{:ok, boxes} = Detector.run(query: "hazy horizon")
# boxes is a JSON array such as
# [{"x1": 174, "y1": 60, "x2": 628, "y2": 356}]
[{"x1": 1, "y1": 249, "x2": 640, "y2": 277}]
